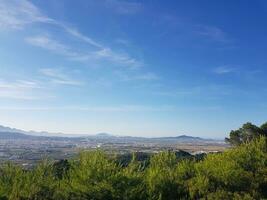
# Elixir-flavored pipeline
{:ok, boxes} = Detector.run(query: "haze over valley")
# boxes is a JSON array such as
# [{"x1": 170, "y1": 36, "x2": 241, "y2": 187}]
[{"x1": 0, "y1": 124, "x2": 226, "y2": 167}]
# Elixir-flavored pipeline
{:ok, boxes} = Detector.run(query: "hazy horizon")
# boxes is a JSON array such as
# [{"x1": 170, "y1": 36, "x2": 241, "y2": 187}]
[
  {"x1": 0, "y1": 123, "x2": 226, "y2": 139},
  {"x1": 1, "y1": 0, "x2": 267, "y2": 138}
]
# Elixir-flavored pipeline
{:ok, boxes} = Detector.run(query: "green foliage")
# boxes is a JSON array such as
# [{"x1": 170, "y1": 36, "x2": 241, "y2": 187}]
[
  {"x1": 189, "y1": 137, "x2": 267, "y2": 199},
  {"x1": 145, "y1": 152, "x2": 179, "y2": 200},
  {"x1": 0, "y1": 160, "x2": 58, "y2": 200},
  {"x1": 0, "y1": 137, "x2": 267, "y2": 199},
  {"x1": 260, "y1": 122, "x2": 267, "y2": 135},
  {"x1": 52, "y1": 159, "x2": 70, "y2": 180},
  {"x1": 225, "y1": 122, "x2": 267, "y2": 145}
]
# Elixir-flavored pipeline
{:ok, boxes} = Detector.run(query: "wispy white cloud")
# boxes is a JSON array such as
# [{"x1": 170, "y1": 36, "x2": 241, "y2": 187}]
[
  {"x1": 213, "y1": 66, "x2": 236, "y2": 74},
  {"x1": 60, "y1": 25, "x2": 103, "y2": 48},
  {"x1": 105, "y1": 0, "x2": 143, "y2": 15},
  {"x1": 135, "y1": 73, "x2": 159, "y2": 81},
  {"x1": 0, "y1": 67, "x2": 83, "y2": 100},
  {"x1": 39, "y1": 68, "x2": 84, "y2": 86},
  {"x1": 0, "y1": 0, "x2": 102, "y2": 49},
  {"x1": 25, "y1": 35, "x2": 78, "y2": 57},
  {"x1": 0, "y1": 0, "x2": 54, "y2": 30},
  {"x1": 115, "y1": 71, "x2": 159, "y2": 81},
  {"x1": 0, "y1": 80, "x2": 41, "y2": 90},
  {"x1": 0, "y1": 79, "x2": 52, "y2": 100},
  {"x1": 71, "y1": 48, "x2": 143, "y2": 69},
  {"x1": 115, "y1": 38, "x2": 132, "y2": 46},
  {"x1": 195, "y1": 25, "x2": 229, "y2": 42},
  {"x1": 25, "y1": 34, "x2": 143, "y2": 69},
  {"x1": 92, "y1": 48, "x2": 142, "y2": 69},
  {"x1": 1, "y1": 0, "x2": 142, "y2": 69}
]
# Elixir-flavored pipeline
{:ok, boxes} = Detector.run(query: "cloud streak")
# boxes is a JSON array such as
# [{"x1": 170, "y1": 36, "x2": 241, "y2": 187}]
[
  {"x1": 0, "y1": 79, "x2": 51, "y2": 100},
  {"x1": 115, "y1": 71, "x2": 159, "y2": 81},
  {"x1": 60, "y1": 25, "x2": 103, "y2": 48},
  {"x1": 213, "y1": 66, "x2": 236, "y2": 74},
  {"x1": 25, "y1": 34, "x2": 142, "y2": 69},
  {"x1": 25, "y1": 35, "x2": 77, "y2": 57},
  {"x1": 0, "y1": 0, "x2": 53, "y2": 30},
  {"x1": 105, "y1": 0, "x2": 143, "y2": 15},
  {"x1": 39, "y1": 68, "x2": 84, "y2": 86},
  {"x1": 0, "y1": 0, "x2": 142, "y2": 69},
  {"x1": 92, "y1": 48, "x2": 142, "y2": 68},
  {"x1": 0, "y1": 67, "x2": 84, "y2": 100},
  {"x1": 195, "y1": 25, "x2": 229, "y2": 42}
]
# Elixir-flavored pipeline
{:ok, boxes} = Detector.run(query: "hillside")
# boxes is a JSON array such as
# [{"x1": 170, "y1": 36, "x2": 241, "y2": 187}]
[{"x1": 0, "y1": 131, "x2": 33, "y2": 139}]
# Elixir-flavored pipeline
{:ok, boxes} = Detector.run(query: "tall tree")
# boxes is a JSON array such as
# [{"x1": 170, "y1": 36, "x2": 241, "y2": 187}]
[
  {"x1": 225, "y1": 122, "x2": 266, "y2": 145},
  {"x1": 260, "y1": 122, "x2": 267, "y2": 136}
]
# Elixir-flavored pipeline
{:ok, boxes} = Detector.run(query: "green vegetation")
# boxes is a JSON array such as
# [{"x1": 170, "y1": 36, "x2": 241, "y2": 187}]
[
  {"x1": 225, "y1": 122, "x2": 267, "y2": 146},
  {"x1": 0, "y1": 123, "x2": 267, "y2": 200}
]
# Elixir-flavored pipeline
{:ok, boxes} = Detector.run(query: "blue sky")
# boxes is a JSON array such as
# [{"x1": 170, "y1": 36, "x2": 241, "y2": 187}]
[{"x1": 0, "y1": 0, "x2": 267, "y2": 138}]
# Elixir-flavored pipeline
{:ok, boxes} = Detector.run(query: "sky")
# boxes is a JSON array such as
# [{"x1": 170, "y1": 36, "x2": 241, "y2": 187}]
[{"x1": 0, "y1": 0, "x2": 267, "y2": 138}]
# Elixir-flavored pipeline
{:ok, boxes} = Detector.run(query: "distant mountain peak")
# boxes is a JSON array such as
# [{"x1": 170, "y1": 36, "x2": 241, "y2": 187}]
[
  {"x1": 95, "y1": 133, "x2": 114, "y2": 138},
  {"x1": 0, "y1": 125, "x2": 25, "y2": 133},
  {"x1": 176, "y1": 135, "x2": 203, "y2": 140}
]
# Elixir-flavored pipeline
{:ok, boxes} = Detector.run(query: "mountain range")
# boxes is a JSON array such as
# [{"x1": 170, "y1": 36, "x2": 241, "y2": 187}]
[{"x1": 0, "y1": 125, "x2": 222, "y2": 143}]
